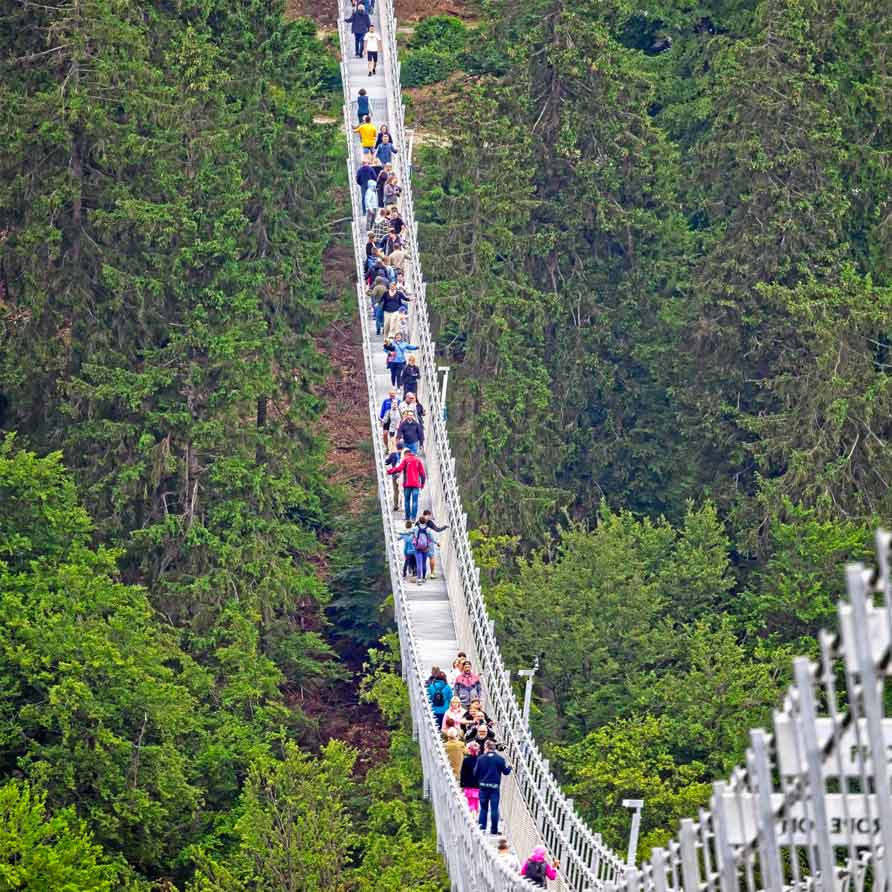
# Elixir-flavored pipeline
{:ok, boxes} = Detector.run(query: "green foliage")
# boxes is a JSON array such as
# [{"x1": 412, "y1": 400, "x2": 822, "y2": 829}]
[
  {"x1": 0, "y1": 442, "x2": 204, "y2": 870},
  {"x1": 327, "y1": 499, "x2": 391, "y2": 647},
  {"x1": 402, "y1": 15, "x2": 469, "y2": 87},
  {"x1": 0, "y1": 780, "x2": 122, "y2": 891},
  {"x1": 415, "y1": 0, "x2": 892, "y2": 548},
  {"x1": 0, "y1": 0, "x2": 446, "y2": 885},
  {"x1": 631, "y1": 621, "x2": 789, "y2": 776},
  {"x1": 740, "y1": 505, "x2": 875, "y2": 652},
  {"x1": 191, "y1": 740, "x2": 358, "y2": 892},
  {"x1": 553, "y1": 716, "x2": 712, "y2": 855},
  {"x1": 354, "y1": 637, "x2": 449, "y2": 892},
  {"x1": 410, "y1": 16, "x2": 469, "y2": 53},
  {"x1": 402, "y1": 46, "x2": 461, "y2": 88},
  {"x1": 483, "y1": 502, "x2": 736, "y2": 738}
]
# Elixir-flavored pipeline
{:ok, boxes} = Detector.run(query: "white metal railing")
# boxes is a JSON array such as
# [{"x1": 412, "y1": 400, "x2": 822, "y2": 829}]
[
  {"x1": 336, "y1": 4, "x2": 625, "y2": 889},
  {"x1": 629, "y1": 532, "x2": 892, "y2": 892}
]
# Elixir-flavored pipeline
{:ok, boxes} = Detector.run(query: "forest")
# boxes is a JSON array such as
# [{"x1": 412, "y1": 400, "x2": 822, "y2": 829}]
[
  {"x1": 410, "y1": 0, "x2": 891, "y2": 855},
  {"x1": 1, "y1": 0, "x2": 890, "y2": 886}
]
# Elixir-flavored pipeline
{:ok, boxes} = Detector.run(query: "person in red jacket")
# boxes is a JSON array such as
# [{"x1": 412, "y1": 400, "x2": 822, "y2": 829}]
[{"x1": 387, "y1": 449, "x2": 425, "y2": 521}]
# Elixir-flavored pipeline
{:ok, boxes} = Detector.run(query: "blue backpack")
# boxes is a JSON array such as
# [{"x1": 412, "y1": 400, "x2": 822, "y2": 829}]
[{"x1": 404, "y1": 535, "x2": 416, "y2": 556}]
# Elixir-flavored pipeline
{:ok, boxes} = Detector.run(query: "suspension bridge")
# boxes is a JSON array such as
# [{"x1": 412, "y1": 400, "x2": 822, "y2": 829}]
[{"x1": 335, "y1": 4, "x2": 892, "y2": 890}]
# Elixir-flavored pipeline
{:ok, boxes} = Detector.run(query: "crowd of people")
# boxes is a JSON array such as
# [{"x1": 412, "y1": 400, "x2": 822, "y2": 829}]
[
  {"x1": 347, "y1": 16, "x2": 561, "y2": 885},
  {"x1": 425, "y1": 654, "x2": 561, "y2": 886}
]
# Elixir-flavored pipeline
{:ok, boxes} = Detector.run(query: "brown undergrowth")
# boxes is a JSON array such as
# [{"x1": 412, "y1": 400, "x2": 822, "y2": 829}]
[{"x1": 300, "y1": 237, "x2": 393, "y2": 774}]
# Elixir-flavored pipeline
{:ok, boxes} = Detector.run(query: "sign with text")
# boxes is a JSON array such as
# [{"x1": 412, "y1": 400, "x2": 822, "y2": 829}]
[
  {"x1": 774, "y1": 714, "x2": 892, "y2": 777},
  {"x1": 722, "y1": 793, "x2": 881, "y2": 846}
]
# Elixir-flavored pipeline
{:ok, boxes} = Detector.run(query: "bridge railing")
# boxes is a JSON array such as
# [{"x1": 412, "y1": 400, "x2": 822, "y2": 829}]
[{"x1": 627, "y1": 533, "x2": 892, "y2": 892}]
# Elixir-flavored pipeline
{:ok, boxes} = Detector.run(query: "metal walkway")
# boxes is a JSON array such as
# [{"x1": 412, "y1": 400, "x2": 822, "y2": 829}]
[{"x1": 335, "y1": 4, "x2": 892, "y2": 892}]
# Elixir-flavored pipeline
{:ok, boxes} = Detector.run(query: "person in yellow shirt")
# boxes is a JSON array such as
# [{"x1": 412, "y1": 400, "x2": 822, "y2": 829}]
[{"x1": 353, "y1": 115, "x2": 377, "y2": 154}]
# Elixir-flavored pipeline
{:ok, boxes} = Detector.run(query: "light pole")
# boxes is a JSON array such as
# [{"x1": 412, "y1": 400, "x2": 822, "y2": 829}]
[
  {"x1": 622, "y1": 799, "x2": 644, "y2": 867},
  {"x1": 437, "y1": 365, "x2": 450, "y2": 421},
  {"x1": 517, "y1": 656, "x2": 539, "y2": 728}
]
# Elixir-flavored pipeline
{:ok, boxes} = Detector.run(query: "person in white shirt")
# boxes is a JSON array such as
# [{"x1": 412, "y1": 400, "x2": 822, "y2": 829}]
[
  {"x1": 364, "y1": 26, "x2": 381, "y2": 76},
  {"x1": 446, "y1": 656, "x2": 464, "y2": 685}
]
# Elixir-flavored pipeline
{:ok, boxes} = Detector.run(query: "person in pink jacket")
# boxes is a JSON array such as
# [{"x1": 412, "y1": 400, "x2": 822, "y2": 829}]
[{"x1": 520, "y1": 845, "x2": 559, "y2": 887}]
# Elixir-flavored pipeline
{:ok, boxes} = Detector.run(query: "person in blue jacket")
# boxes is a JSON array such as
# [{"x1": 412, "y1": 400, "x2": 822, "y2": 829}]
[
  {"x1": 376, "y1": 132, "x2": 397, "y2": 165},
  {"x1": 474, "y1": 740, "x2": 512, "y2": 835},
  {"x1": 427, "y1": 670, "x2": 452, "y2": 722},
  {"x1": 356, "y1": 88, "x2": 370, "y2": 123},
  {"x1": 383, "y1": 332, "x2": 418, "y2": 388},
  {"x1": 379, "y1": 388, "x2": 399, "y2": 444}
]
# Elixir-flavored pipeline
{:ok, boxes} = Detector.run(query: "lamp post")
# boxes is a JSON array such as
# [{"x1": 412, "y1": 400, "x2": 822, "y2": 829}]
[
  {"x1": 517, "y1": 656, "x2": 539, "y2": 728},
  {"x1": 437, "y1": 365, "x2": 450, "y2": 421},
  {"x1": 622, "y1": 799, "x2": 644, "y2": 867}
]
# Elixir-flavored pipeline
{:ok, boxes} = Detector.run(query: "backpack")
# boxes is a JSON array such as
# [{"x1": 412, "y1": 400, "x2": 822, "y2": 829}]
[
  {"x1": 415, "y1": 529, "x2": 429, "y2": 552},
  {"x1": 404, "y1": 535, "x2": 416, "y2": 556},
  {"x1": 526, "y1": 859, "x2": 547, "y2": 887},
  {"x1": 431, "y1": 684, "x2": 445, "y2": 708}
]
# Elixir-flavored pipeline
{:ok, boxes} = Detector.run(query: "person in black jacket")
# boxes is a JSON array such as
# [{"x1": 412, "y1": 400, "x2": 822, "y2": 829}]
[
  {"x1": 464, "y1": 721, "x2": 496, "y2": 747},
  {"x1": 356, "y1": 157, "x2": 377, "y2": 213},
  {"x1": 376, "y1": 163, "x2": 392, "y2": 208},
  {"x1": 460, "y1": 741, "x2": 481, "y2": 815},
  {"x1": 401, "y1": 355, "x2": 421, "y2": 396},
  {"x1": 344, "y1": 5, "x2": 370, "y2": 57},
  {"x1": 380, "y1": 283, "x2": 404, "y2": 339},
  {"x1": 397, "y1": 411, "x2": 424, "y2": 454}
]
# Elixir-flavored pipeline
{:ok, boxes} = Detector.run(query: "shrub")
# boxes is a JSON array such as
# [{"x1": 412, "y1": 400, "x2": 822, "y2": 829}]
[
  {"x1": 409, "y1": 15, "x2": 468, "y2": 53},
  {"x1": 401, "y1": 45, "x2": 458, "y2": 88}
]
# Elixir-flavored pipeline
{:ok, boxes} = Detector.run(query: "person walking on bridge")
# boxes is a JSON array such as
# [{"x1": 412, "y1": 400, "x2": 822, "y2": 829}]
[
  {"x1": 460, "y1": 741, "x2": 481, "y2": 815},
  {"x1": 497, "y1": 839, "x2": 520, "y2": 873},
  {"x1": 387, "y1": 448, "x2": 425, "y2": 521},
  {"x1": 401, "y1": 354, "x2": 420, "y2": 396},
  {"x1": 427, "y1": 670, "x2": 452, "y2": 723},
  {"x1": 364, "y1": 178, "x2": 379, "y2": 229},
  {"x1": 368, "y1": 274, "x2": 387, "y2": 334},
  {"x1": 401, "y1": 391, "x2": 425, "y2": 429},
  {"x1": 379, "y1": 388, "x2": 398, "y2": 445},
  {"x1": 356, "y1": 156, "x2": 377, "y2": 213},
  {"x1": 344, "y1": 4, "x2": 370, "y2": 57},
  {"x1": 380, "y1": 283, "x2": 406, "y2": 341},
  {"x1": 384, "y1": 331, "x2": 418, "y2": 390},
  {"x1": 363, "y1": 25, "x2": 380, "y2": 76},
  {"x1": 520, "y1": 846, "x2": 559, "y2": 887},
  {"x1": 376, "y1": 132, "x2": 397, "y2": 165},
  {"x1": 453, "y1": 661, "x2": 482, "y2": 708},
  {"x1": 412, "y1": 517, "x2": 437, "y2": 583},
  {"x1": 419, "y1": 509, "x2": 446, "y2": 578},
  {"x1": 385, "y1": 440, "x2": 404, "y2": 513},
  {"x1": 444, "y1": 727, "x2": 465, "y2": 779},
  {"x1": 396, "y1": 408, "x2": 424, "y2": 455},
  {"x1": 356, "y1": 87, "x2": 370, "y2": 123},
  {"x1": 475, "y1": 740, "x2": 511, "y2": 836},
  {"x1": 354, "y1": 115, "x2": 377, "y2": 155}
]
